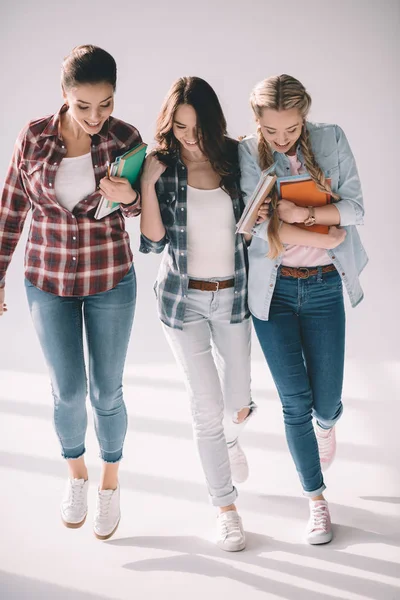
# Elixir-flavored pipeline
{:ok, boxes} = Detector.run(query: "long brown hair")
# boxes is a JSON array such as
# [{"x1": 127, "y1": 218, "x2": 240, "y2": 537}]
[
  {"x1": 250, "y1": 74, "x2": 339, "y2": 258},
  {"x1": 155, "y1": 76, "x2": 239, "y2": 196}
]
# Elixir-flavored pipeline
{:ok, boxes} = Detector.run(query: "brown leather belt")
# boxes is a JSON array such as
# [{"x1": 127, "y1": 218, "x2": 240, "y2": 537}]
[
  {"x1": 188, "y1": 278, "x2": 235, "y2": 292},
  {"x1": 280, "y1": 264, "x2": 336, "y2": 279}
]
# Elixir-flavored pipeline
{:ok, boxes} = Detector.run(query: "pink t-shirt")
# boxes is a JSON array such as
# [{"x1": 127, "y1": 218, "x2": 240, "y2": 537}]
[{"x1": 281, "y1": 153, "x2": 332, "y2": 267}]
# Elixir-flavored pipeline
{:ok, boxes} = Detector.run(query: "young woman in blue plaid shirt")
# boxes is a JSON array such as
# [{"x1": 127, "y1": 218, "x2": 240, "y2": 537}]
[{"x1": 140, "y1": 77, "x2": 259, "y2": 552}]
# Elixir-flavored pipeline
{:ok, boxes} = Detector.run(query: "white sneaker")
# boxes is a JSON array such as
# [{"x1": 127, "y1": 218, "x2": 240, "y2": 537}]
[
  {"x1": 216, "y1": 510, "x2": 246, "y2": 552},
  {"x1": 93, "y1": 484, "x2": 121, "y2": 540},
  {"x1": 305, "y1": 500, "x2": 333, "y2": 545},
  {"x1": 60, "y1": 478, "x2": 88, "y2": 528},
  {"x1": 228, "y1": 441, "x2": 249, "y2": 483}
]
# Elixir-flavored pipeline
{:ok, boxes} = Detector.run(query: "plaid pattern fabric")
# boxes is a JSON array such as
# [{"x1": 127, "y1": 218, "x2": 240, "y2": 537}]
[
  {"x1": 0, "y1": 105, "x2": 142, "y2": 296},
  {"x1": 140, "y1": 154, "x2": 249, "y2": 330}
]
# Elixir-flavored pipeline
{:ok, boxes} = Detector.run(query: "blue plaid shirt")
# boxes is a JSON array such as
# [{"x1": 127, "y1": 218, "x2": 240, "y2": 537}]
[{"x1": 140, "y1": 155, "x2": 249, "y2": 330}]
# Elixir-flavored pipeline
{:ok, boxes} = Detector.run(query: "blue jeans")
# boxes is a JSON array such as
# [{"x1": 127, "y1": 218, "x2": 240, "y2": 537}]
[
  {"x1": 25, "y1": 266, "x2": 136, "y2": 463},
  {"x1": 252, "y1": 267, "x2": 345, "y2": 496}
]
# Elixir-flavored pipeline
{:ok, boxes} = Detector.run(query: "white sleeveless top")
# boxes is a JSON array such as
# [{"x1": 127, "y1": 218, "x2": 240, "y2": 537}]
[
  {"x1": 187, "y1": 185, "x2": 235, "y2": 278},
  {"x1": 54, "y1": 152, "x2": 96, "y2": 212}
]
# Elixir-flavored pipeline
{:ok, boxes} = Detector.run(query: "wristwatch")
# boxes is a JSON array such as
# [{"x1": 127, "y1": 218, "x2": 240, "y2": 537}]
[{"x1": 304, "y1": 206, "x2": 316, "y2": 227}]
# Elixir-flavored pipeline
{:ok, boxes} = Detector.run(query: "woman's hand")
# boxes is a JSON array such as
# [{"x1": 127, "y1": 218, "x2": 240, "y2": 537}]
[
  {"x1": 325, "y1": 226, "x2": 347, "y2": 249},
  {"x1": 277, "y1": 199, "x2": 308, "y2": 224},
  {"x1": 256, "y1": 196, "x2": 272, "y2": 224},
  {"x1": 99, "y1": 176, "x2": 138, "y2": 205},
  {"x1": 0, "y1": 287, "x2": 7, "y2": 316},
  {"x1": 141, "y1": 154, "x2": 167, "y2": 187}
]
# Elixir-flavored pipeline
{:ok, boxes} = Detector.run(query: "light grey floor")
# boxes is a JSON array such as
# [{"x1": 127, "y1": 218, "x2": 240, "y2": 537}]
[{"x1": 0, "y1": 357, "x2": 399, "y2": 600}]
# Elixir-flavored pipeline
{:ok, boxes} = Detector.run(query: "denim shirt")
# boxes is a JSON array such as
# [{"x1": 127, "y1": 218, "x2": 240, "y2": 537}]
[
  {"x1": 139, "y1": 154, "x2": 249, "y2": 330},
  {"x1": 239, "y1": 122, "x2": 368, "y2": 320}
]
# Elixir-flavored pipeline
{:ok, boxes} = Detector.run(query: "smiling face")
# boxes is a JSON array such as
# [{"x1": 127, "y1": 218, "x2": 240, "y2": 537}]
[
  {"x1": 172, "y1": 104, "x2": 202, "y2": 153},
  {"x1": 63, "y1": 82, "x2": 114, "y2": 135},
  {"x1": 258, "y1": 107, "x2": 303, "y2": 154}
]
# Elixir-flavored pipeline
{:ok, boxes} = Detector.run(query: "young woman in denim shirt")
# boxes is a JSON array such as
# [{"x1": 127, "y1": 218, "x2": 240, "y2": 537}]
[
  {"x1": 239, "y1": 74, "x2": 368, "y2": 545},
  {"x1": 140, "y1": 77, "x2": 258, "y2": 552}
]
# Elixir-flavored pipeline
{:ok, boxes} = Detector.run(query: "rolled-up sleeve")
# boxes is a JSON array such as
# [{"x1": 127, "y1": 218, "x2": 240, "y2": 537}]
[
  {"x1": 139, "y1": 232, "x2": 168, "y2": 254},
  {"x1": 334, "y1": 125, "x2": 365, "y2": 227}
]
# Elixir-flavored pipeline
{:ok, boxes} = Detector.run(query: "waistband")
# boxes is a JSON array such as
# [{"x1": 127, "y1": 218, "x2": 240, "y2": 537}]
[
  {"x1": 279, "y1": 264, "x2": 336, "y2": 279},
  {"x1": 188, "y1": 278, "x2": 235, "y2": 292}
]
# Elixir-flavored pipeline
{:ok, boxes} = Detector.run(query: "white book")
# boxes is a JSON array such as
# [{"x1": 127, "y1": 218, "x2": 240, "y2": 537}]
[{"x1": 236, "y1": 170, "x2": 277, "y2": 235}]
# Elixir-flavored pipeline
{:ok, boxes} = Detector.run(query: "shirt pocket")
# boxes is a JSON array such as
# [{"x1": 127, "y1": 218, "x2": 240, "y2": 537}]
[
  {"x1": 320, "y1": 150, "x2": 340, "y2": 191},
  {"x1": 20, "y1": 160, "x2": 45, "y2": 192}
]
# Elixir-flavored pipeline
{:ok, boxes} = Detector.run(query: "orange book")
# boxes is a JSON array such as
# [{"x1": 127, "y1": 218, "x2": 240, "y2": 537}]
[{"x1": 277, "y1": 175, "x2": 332, "y2": 234}]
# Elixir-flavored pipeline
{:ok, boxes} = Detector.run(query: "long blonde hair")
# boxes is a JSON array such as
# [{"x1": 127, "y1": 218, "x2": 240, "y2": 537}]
[{"x1": 250, "y1": 74, "x2": 339, "y2": 258}]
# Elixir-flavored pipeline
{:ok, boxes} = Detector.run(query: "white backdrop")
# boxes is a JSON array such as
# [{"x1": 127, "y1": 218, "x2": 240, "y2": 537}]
[{"x1": 1, "y1": 0, "x2": 399, "y2": 372}]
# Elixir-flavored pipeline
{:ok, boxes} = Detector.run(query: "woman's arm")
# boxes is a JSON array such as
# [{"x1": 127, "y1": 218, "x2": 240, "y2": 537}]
[
  {"x1": 139, "y1": 154, "x2": 168, "y2": 254},
  {"x1": 0, "y1": 131, "x2": 31, "y2": 291},
  {"x1": 239, "y1": 140, "x2": 344, "y2": 248}
]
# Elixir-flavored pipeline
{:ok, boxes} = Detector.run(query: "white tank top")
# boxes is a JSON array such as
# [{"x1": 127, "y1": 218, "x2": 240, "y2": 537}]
[
  {"x1": 186, "y1": 185, "x2": 235, "y2": 278},
  {"x1": 54, "y1": 152, "x2": 96, "y2": 212}
]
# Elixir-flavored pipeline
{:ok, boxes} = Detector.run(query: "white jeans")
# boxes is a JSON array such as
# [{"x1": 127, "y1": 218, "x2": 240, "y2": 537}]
[{"x1": 163, "y1": 285, "x2": 255, "y2": 507}]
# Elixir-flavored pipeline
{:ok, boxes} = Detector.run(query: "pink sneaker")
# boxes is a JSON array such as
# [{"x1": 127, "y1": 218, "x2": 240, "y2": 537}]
[
  {"x1": 306, "y1": 500, "x2": 333, "y2": 545},
  {"x1": 315, "y1": 423, "x2": 336, "y2": 471}
]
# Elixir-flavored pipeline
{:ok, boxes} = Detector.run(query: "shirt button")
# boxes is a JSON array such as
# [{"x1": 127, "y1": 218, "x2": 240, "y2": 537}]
[
  {"x1": 181, "y1": 166, "x2": 185, "y2": 170},
  {"x1": 49, "y1": 183, "x2": 52, "y2": 187},
  {"x1": 94, "y1": 164, "x2": 98, "y2": 168},
  {"x1": 181, "y1": 186, "x2": 184, "y2": 190},
  {"x1": 54, "y1": 162, "x2": 57, "y2": 166},
  {"x1": 61, "y1": 145, "x2": 65, "y2": 149},
  {"x1": 181, "y1": 229, "x2": 184, "y2": 232},
  {"x1": 72, "y1": 236, "x2": 76, "y2": 241},
  {"x1": 342, "y1": 272, "x2": 345, "y2": 276},
  {"x1": 275, "y1": 264, "x2": 279, "y2": 268},
  {"x1": 72, "y1": 257, "x2": 76, "y2": 261},
  {"x1": 181, "y1": 252, "x2": 184, "y2": 256},
  {"x1": 332, "y1": 255, "x2": 336, "y2": 259},
  {"x1": 235, "y1": 290, "x2": 238, "y2": 294},
  {"x1": 270, "y1": 283, "x2": 273, "y2": 287},
  {"x1": 181, "y1": 208, "x2": 184, "y2": 211}
]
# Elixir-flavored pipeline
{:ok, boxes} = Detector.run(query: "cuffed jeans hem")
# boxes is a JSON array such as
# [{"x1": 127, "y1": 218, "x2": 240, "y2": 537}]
[
  {"x1": 210, "y1": 486, "x2": 238, "y2": 508},
  {"x1": 62, "y1": 445, "x2": 86, "y2": 460},
  {"x1": 302, "y1": 483, "x2": 326, "y2": 498},
  {"x1": 313, "y1": 404, "x2": 343, "y2": 430},
  {"x1": 100, "y1": 449, "x2": 123, "y2": 463}
]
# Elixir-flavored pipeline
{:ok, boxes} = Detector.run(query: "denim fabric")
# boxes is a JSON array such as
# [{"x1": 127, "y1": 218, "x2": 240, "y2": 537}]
[
  {"x1": 25, "y1": 266, "x2": 136, "y2": 462},
  {"x1": 163, "y1": 282, "x2": 256, "y2": 507},
  {"x1": 252, "y1": 268, "x2": 345, "y2": 496},
  {"x1": 239, "y1": 123, "x2": 368, "y2": 320}
]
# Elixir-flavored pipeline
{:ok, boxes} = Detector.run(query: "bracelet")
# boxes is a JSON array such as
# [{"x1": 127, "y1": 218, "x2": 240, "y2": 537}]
[
  {"x1": 303, "y1": 206, "x2": 316, "y2": 227},
  {"x1": 122, "y1": 190, "x2": 139, "y2": 208}
]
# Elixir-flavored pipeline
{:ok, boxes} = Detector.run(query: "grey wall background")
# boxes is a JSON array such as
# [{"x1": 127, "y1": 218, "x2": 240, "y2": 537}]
[{"x1": 1, "y1": 0, "x2": 399, "y2": 373}]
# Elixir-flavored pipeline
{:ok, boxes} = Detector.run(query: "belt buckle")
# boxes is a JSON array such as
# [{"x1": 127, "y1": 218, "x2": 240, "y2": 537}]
[
  {"x1": 213, "y1": 281, "x2": 220, "y2": 292},
  {"x1": 298, "y1": 268, "x2": 309, "y2": 279}
]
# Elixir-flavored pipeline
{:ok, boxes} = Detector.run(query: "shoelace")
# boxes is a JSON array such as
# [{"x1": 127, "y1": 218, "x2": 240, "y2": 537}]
[
  {"x1": 316, "y1": 428, "x2": 333, "y2": 459},
  {"x1": 310, "y1": 504, "x2": 329, "y2": 531},
  {"x1": 68, "y1": 482, "x2": 86, "y2": 510},
  {"x1": 96, "y1": 493, "x2": 113, "y2": 520},
  {"x1": 219, "y1": 514, "x2": 241, "y2": 539},
  {"x1": 229, "y1": 445, "x2": 246, "y2": 465}
]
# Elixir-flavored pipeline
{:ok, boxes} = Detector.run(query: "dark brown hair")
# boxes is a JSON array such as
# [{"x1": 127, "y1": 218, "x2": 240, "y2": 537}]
[
  {"x1": 61, "y1": 45, "x2": 117, "y2": 91},
  {"x1": 155, "y1": 76, "x2": 239, "y2": 196}
]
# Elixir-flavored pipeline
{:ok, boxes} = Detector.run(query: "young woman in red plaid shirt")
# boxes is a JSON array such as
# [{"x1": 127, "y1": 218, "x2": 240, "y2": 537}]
[{"x1": 0, "y1": 45, "x2": 142, "y2": 540}]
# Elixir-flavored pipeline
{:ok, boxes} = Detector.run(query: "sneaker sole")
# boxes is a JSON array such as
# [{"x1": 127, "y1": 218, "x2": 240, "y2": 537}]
[
  {"x1": 61, "y1": 514, "x2": 87, "y2": 529},
  {"x1": 217, "y1": 539, "x2": 246, "y2": 552},
  {"x1": 94, "y1": 518, "x2": 120, "y2": 541},
  {"x1": 306, "y1": 531, "x2": 333, "y2": 545}
]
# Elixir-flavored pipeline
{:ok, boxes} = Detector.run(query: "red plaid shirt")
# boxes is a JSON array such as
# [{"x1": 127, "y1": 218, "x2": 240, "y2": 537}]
[{"x1": 0, "y1": 105, "x2": 142, "y2": 296}]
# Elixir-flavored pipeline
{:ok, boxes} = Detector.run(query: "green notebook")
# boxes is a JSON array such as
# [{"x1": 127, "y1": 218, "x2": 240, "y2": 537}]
[{"x1": 94, "y1": 142, "x2": 147, "y2": 220}]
